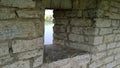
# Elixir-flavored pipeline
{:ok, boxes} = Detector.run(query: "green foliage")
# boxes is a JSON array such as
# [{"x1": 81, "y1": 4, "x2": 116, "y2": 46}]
[{"x1": 45, "y1": 15, "x2": 53, "y2": 24}]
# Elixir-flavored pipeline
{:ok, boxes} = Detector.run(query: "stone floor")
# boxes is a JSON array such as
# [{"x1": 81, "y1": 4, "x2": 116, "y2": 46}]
[{"x1": 44, "y1": 45, "x2": 89, "y2": 63}]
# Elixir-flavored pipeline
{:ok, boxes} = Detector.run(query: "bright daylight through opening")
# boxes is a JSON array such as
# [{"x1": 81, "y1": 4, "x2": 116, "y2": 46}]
[{"x1": 44, "y1": 9, "x2": 54, "y2": 45}]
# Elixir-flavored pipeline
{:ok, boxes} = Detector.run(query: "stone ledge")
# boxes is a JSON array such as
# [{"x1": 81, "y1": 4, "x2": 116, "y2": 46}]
[{"x1": 44, "y1": 45, "x2": 89, "y2": 63}]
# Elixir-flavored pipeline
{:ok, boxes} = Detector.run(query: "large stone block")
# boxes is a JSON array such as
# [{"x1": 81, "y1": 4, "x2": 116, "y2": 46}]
[
  {"x1": 88, "y1": 36, "x2": 103, "y2": 45},
  {"x1": 71, "y1": 27, "x2": 83, "y2": 35},
  {"x1": 107, "y1": 42, "x2": 116, "y2": 49},
  {"x1": 115, "y1": 34, "x2": 120, "y2": 41},
  {"x1": 0, "y1": 0, "x2": 35, "y2": 8},
  {"x1": 99, "y1": 28, "x2": 112, "y2": 35},
  {"x1": 0, "y1": 19, "x2": 43, "y2": 41},
  {"x1": 17, "y1": 49, "x2": 43, "y2": 60},
  {"x1": 0, "y1": 8, "x2": 16, "y2": 19},
  {"x1": 69, "y1": 34, "x2": 84, "y2": 42},
  {"x1": 68, "y1": 42, "x2": 93, "y2": 52},
  {"x1": 12, "y1": 38, "x2": 43, "y2": 53},
  {"x1": 95, "y1": 18, "x2": 111, "y2": 27},
  {"x1": 104, "y1": 35, "x2": 115, "y2": 43},
  {"x1": 17, "y1": 9, "x2": 44, "y2": 18},
  {"x1": 0, "y1": 42, "x2": 9, "y2": 57},
  {"x1": 2, "y1": 60, "x2": 30, "y2": 68},
  {"x1": 33, "y1": 56, "x2": 43, "y2": 68},
  {"x1": 0, "y1": 55, "x2": 13, "y2": 65},
  {"x1": 70, "y1": 19, "x2": 93, "y2": 27}
]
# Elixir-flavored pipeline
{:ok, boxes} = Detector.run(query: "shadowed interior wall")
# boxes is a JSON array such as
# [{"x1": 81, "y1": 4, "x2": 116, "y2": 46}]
[{"x1": 0, "y1": 0, "x2": 120, "y2": 68}]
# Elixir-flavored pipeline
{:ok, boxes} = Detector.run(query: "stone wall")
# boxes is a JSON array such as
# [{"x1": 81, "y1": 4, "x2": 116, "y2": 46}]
[
  {"x1": 0, "y1": 0, "x2": 120, "y2": 68},
  {"x1": 0, "y1": 0, "x2": 44, "y2": 68},
  {"x1": 53, "y1": 0, "x2": 120, "y2": 68},
  {"x1": 53, "y1": 9, "x2": 97, "y2": 52}
]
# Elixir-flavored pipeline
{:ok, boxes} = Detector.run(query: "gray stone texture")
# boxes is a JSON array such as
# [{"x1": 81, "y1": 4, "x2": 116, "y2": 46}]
[
  {"x1": 0, "y1": 19, "x2": 43, "y2": 41},
  {"x1": 0, "y1": 0, "x2": 35, "y2": 8}
]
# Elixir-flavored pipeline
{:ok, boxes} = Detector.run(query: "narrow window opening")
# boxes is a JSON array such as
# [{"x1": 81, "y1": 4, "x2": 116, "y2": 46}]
[{"x1": 44, "y1": 9, "x2": 54, "y2": 45}]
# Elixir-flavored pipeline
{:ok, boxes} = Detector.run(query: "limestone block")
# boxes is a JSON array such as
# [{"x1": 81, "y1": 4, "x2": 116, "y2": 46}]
[
  {"x1": 54, "y1": 19, "x2": 69, "y2": 25},
  {"x1": 17, "y1": 9, "x2": 44, "y2": 18},
  {"x1": 104, "y1": 56, "x2": 114, "y2": 64},
  {"x1": 84, "y1": 28, "x2": 99, "y2": 35},
  {"x1": 92, "y1": 52, "x2": 106, "y2": 60},
  {"x1": 54, "y1": 33, "x2": 67, "y2": 40},
  {"x1": 99, "y1": 28, "x2": 112, "y2": 35},
  {"x1": 33, "y1": 56, "x2": 43, "y2": 68},
  {"x1": 107, "y1": 42, "x2": 116, "y2": 49},
  {"x1": 71, "y1": 19, "x2": 93, "y2": 27},
  {"x1": 12, "y1": 38, "x2": 43, "y2": 53},
  {"x1": 107, "y1": 49, "x2": 116, "y2": 56},
  {"x1": 53, "y1": 39, "x2": 65, "y2": 46},
  {"x1": 0, "y1": 42, "x2": 9, "y2": 57},
  {"x1": 88, "y1": 36, "x2": 103, "y2": 45},
  {"x1": 111, "y1": 1, "x2": 120, "y2": 8},
  {"x1": 96, "y1": 44, "x2": 106, "y2": 52},
  {"x1": 113, "y1": 29, "x2": 120, "y2": 34},
  {"x1": 115, "y1": 65, "x2": 120, "y2": 68},
  {"x1": 53, "y1": 25, "x2": 66, "y2": 33},
  {"x1": 68, "y1": 42, "x2": 92, "y2": 52},
  {"x1": 0, "y1": 8, "x2": 16, "y2": 19},
  {"x1": 71, "y1": 27, "x2": 83, "y2": 35},
  {"x1": 116, "y1": 59, "x2": 120, "y2": 65},
  {"x1": 115, "y1": 53, "x2": 120, "y2": 60},
  {"x1": 71, "y1": 54, "x2": 90, "y2": 65},
  {"x1": 106, "y1": 61, "x2": 116, "y2": 68},
  {"x1": 64, "y1": 10, "x2": 78, "y2": 17},
  {"x1": 0, "y1": 55, "x2": 13, "y2": 65},
  {"x1": 61, "y1": 0, "x2": 72, "y2": 9},
  {"x1": 0, "y1": 19, "x2": 43, "y2": 41},
  {"x1": 69, "y1": 34, "x2": 84, "y2": 42},
  {"x1": 115, "y1": 34, "x2": 120, "y2": 41},
  {"x1": 104, "y1": 35, "x2": 115, "y2": 43},
  {"x1": 17, "y1": 49, "x2": 43, "y2": 60},
  {"x1": 2, "y1": 60, "x2": 30, "y2": 68},
  {"x1": 95, "y1": 18, "x2": 111, "y2": 27},
  {"x1": 0, "y1": 0, "x2": 35, "y2": 8},
  {"x1": 111, "y1": 20, "x2": 120, "y2": 27}
]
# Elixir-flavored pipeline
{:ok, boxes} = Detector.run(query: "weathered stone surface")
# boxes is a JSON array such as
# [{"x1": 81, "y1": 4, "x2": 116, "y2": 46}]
[
  {"x1": 107, "y1": 42, "x2": 116, "y2": 49},
  {"x1": 0, "y1": 8, "x2": 16, "y2": 19},
  {"x1": 41, "y1": 54, "x2": 90, "y2": 68},
  {"x1": 12, "y1": 38, "x2": 43, "y2": 53},
  {"x1": 95, "y1": 18, "x2": 111, "y2": 27},
  {"x1": 0, "y1": 19, "x2": 43, "y2": 41},
  {"x1": 84, "y1": 28, "x2": 99, "y2": 35},
  {"x1": 0, "y1": 0, "x2": 35, "y2": 8},
  {"x1": 99, "y1": 28, "x2": 112, "y2": 35},
  {"x1": 0, "y1": 42, "x2": 9, "y2": 57},
  {"x1": 17, "y1": 49, "x2": 43, "y2": 60},
  {"x1": 61, "y1": 0, "x2": 72, "y2": 9},
  {"x1": 17, "y1": 9, "x2": 44, "y2": 18},
  {"x1": 33, "y1": 56, "x2": 43, "y2": 68},
  {"x1": 54, "y1": 33, "x2": 67, "y2": 40},
  {"x1": 54, "y1": 25, "x2": 66, "y2": 33},
  {"x1": 106, "y1": 61, "x2": 116, "y2": 68},
  {"x1": 71, "y1": 19, "x2": 93, "y2": 27},
  {"x1": 115, "y1": 34, "x2": 120, "y2": 41},
  {"x1": 104, "y1": 35, "x2": 115, "y2": 43},
  {"x1": 69, "y1": 34, "x2": 84, "y2": 42},
  {"x1": 96, "y1": 44, "x2": 106, "y2": 52},
  {"x1": 68, "y1": 42, "x2": 93, "y2": 52},
  {"x1": 111, "y1": 20, "x2": 120, "y2": 27},
  {"x1": 2, "y1": 60, "x2": 30, "y2": 68},
  {"x1": 0, "y1": 55, "x2": 13, "y2": 65},
  {"x1": 88, "y1": 36, "x2": 103, "y2": 45}
]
